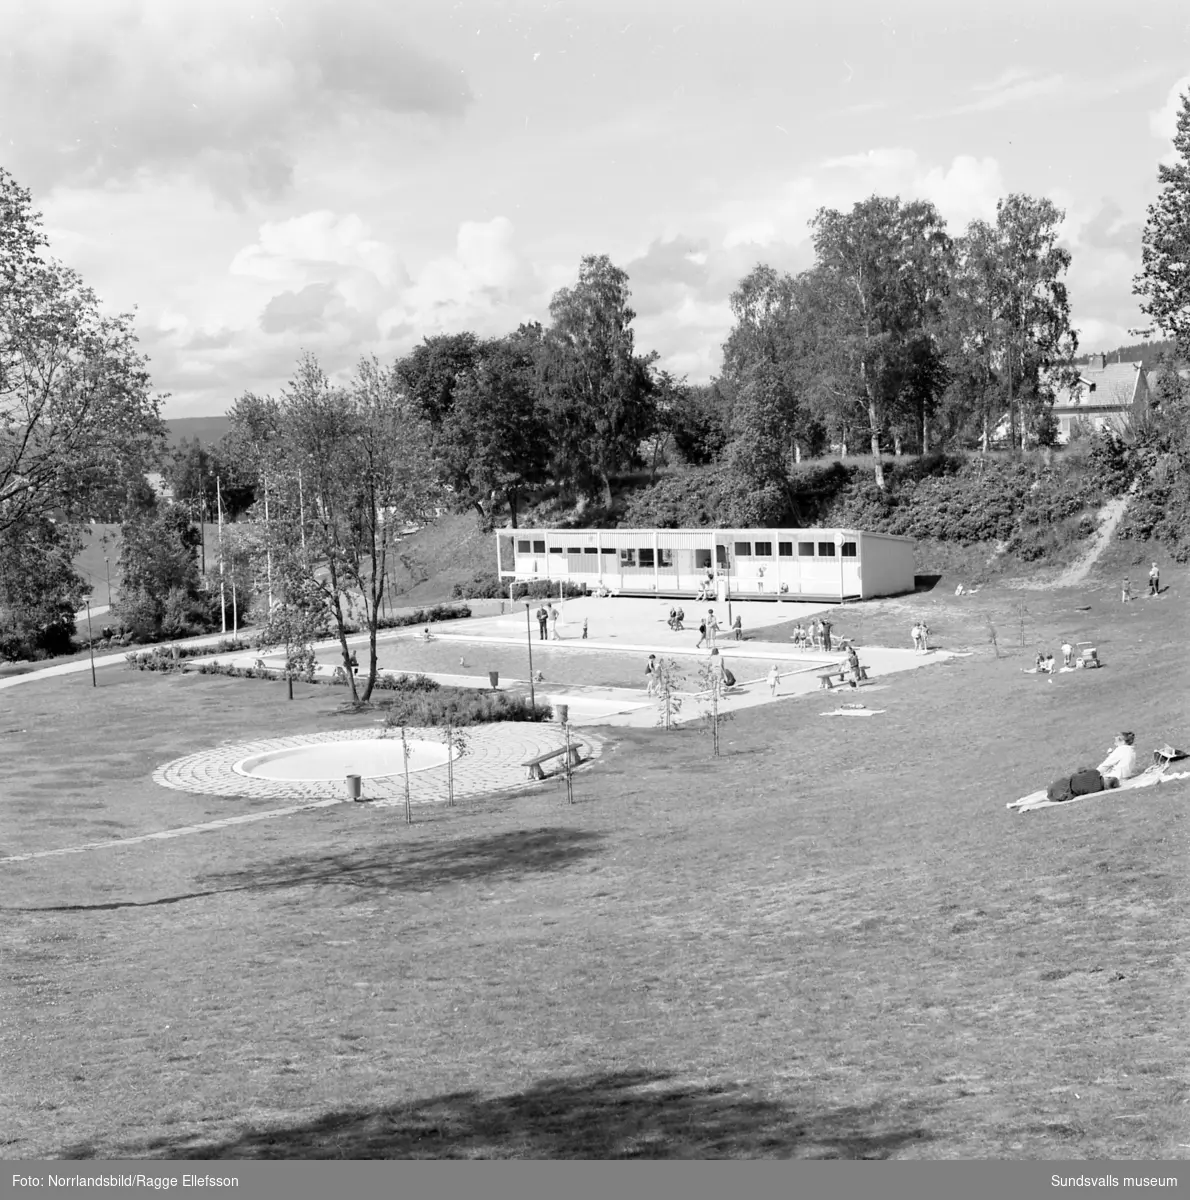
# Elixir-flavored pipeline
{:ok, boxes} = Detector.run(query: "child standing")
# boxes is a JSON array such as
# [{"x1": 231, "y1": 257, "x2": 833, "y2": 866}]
[
  {"x1": 733, "y1": 614, "x2": 743, "y2": 641},
  {"x1": 1122, "y1": 576, "x2": 1132, "y2": 603},
  {"x1": 582, "y1": 618, "x2": 588, "y2": 640},
  {"x1": 767, "y1": 664, "x2": 780, "y2": 695}
]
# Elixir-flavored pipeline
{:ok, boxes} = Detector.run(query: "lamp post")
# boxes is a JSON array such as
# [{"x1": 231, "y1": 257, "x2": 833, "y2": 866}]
[
  {"x1": 523, "y1": 602, "x2": 536, "y2": 716},
  {"x1": 103, "y1": 555, "x2": 110, "y2": 607},
  {"x1": 83, "y1": 595, "x2": 96, "y2": 688},
  {"x1": 215, "y1": 471, "x2": 226, "y2": 635}
]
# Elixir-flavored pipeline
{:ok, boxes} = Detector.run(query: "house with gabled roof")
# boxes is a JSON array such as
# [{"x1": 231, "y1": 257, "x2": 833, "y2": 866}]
[{"x1": 1051, "y1": 354, "x2": 1150, "y2": 443}]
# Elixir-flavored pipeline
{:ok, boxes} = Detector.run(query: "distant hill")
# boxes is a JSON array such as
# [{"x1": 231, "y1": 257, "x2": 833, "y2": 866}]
[
  {"x1": 1077, "y1": 339, "x2": 1182, "y2": 369},
  {"x1": 163, "y1": 415, "x2": 232, "y2": 450}
]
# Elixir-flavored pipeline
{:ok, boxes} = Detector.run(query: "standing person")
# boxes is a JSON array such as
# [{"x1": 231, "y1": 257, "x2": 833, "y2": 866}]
[
  {"x1": 911, "y1": 622, "x2": 922, "y2": 652},
  {"x1": 820, "y1": 616, "x2": 833, "y2": 652},
  {"x1": 707, "y1": 609, "x2": 719, "y2": 648},
  {"x1": 733, "y1": 613, "x2": 743, "y2": 641},
  {"x1": 1121, "y1": 576, "x2": 1132, "y2": 603},
  {"x1": 767, "y1": 664, "x2": 780, "y2": 695},
  {"x1": 537, "y1": 605, "x2": 548, "y2": 640},
  {"x1": 582, "y1": 617, "x2": 589, "y2": 640},
  {"x1": 645, "y1": 654, "x2": 658, "y2": 697},
  {"x1": 1149, "y1": 562, "x2": 1160, "y2": 596},
  {"x1": 675, "y1": 607, "x2": 685, "y2": 630},
  {"x1": 696, "y1": 616, "x2": 707, "y2": 649},
  {"x1": 1061, "y1": 639, "x2": 1074, "y2": 668},
  {"x1": 919, "y1": 621, "x2": 929, "y2": 652},
  {"x1": 549, "y1": 605, "x2": 560, "y2": 640},
  {"x1": 846, "y1": 643, "x2": 862, "y2": 688}
]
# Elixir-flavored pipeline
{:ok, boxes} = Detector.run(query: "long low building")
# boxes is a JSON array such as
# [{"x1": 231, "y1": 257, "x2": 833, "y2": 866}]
[{"x1": 495, "y1": 527, "x2": 915, "y2": 602}]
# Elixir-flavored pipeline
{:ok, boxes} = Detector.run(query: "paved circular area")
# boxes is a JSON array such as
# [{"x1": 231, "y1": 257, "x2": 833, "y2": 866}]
[{"x1": 154, "y1": 724, "x2": 604, "y2": 806}]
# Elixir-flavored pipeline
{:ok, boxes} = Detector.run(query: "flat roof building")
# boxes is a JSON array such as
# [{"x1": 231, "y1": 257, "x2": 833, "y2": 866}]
[{"x1": 496, "y1": 526, "x2": 915, "y2": 602}]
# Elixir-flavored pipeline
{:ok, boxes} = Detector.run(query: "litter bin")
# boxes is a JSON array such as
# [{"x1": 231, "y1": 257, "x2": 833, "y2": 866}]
[
  {"x1": 346, "y1": 774, "x2": 362, "y2": 801},
  {"x1": 557, "y1": 703, "x2": 569, "y2": 725},
  {"x1": 489, "y1": 670, "x2": 499, "y2": 689}
]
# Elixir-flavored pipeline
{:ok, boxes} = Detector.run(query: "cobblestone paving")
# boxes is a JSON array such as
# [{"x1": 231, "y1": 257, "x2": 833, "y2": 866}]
[{"x1": 153, "y1": 724, "x2": 604, "y2": 806}]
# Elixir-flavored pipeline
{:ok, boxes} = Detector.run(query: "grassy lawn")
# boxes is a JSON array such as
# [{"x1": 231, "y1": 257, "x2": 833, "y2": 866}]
[{"x1": 1, "y1": 566, "x2": 1188, "y2": 1161}]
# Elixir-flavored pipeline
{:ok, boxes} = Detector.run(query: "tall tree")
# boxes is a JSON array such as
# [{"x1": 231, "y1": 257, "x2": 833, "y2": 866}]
[
  {"x1": 540, "y1": 255, "x2": 657, "y2": 507},
  {"x1": 271, "y1": 353, "x2": 440, "y2": 704},
  {"x1": 0, "y1": 516, "x2": 86, "y2": 658},
  {"x1": 809, "y1": 196, "x2": 952, "y2": 488},
  {"x1": 0, "y1": 168, "x2": 165, "y2": 535},
  {"x1": 993, "y1": 194, "x2": 1078, "y2": 449},
  {"x1": 1135, "y1": 86, "x2": 1190, "y2": 355},
  {"x1": 428, "y1": 326, "x2": 550, "y2": 529}
]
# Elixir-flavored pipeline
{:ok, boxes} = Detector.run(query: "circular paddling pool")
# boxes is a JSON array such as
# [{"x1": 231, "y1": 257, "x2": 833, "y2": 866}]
[{"x1": 233, "y1": 738, "x2": 451, "y2": 782}]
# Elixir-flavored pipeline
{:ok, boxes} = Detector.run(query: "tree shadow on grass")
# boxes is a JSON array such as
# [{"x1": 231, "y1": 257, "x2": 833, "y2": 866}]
[
  {"x1": 108, "y1": 1070, "x2": 935, "y2": 1160},
  {"x1": 5, "y1": 828, "x2": 603, "y2": 913}
]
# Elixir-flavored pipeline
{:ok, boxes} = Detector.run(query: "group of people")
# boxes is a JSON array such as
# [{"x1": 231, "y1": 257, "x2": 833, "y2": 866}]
[
  {"x1": 1046, "y1": 731, "x2": 1141, "y2": 803},
  {"x1": 790, "y1": 617, "x2": 834, "y2": 651},
  {"x1": 694, "y1": 569, "x2": 717, "y2": 602},
  {"x1": 1027, "y1": 641, "x2": 1089, "y2": 674},
  {"x1": 910, "y1": 622, "x2": 931, "y2": 653},
  {"x1": 535, "y1": 605, "x2": 588, "y2": 641},
  {"x1": 667, "y1": 606, "x2": 686, "y2": 631},
  {"x1": 1122, "y1": 562, "x2": 1161, "y2": 602}
]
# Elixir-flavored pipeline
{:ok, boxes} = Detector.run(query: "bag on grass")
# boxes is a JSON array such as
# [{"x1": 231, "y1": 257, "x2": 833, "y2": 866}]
[{"x1": 722, "y1": 667, "x2": 736, "y2": 688}]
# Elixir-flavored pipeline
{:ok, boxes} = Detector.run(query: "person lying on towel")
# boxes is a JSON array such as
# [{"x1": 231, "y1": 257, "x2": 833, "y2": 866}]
[
  {"x1": 1046, "y1": 731, "x2": 1137, "y2": 802},
  {"x1": 1097, "y1": 731, "x2": 1138, "y2": 788}
]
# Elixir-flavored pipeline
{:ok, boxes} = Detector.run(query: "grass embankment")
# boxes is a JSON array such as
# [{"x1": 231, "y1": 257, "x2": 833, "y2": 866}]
[{"x1": 1, "y1": 566, "x2": 1188, "y2": 1160}]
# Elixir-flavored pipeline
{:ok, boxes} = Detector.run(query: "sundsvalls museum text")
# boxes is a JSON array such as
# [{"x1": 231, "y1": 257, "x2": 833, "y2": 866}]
[{"x1": 11, "y1": 1177, "x2": 238, "y2": 1190}]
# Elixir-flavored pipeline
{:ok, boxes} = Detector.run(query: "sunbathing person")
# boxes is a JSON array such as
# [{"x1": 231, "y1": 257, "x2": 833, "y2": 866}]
[{"x1": 1097, "y1": 732, "x2": 1138, "y2": 788}]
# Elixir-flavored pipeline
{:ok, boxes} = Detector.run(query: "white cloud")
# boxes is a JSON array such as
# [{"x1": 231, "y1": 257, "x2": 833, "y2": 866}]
[
  {"x1": 1150, "y1": 73, "x2": 1190, "y2": 161},
  {"x1": 230, "y1": 211, "x2": 402, "y2": 289},
  {"x1": 720, "y1": 148, "x2": 1004, "y2": 249},
  {"x1": 379, "y1": 217, "x2": 537, "y2": 339}
]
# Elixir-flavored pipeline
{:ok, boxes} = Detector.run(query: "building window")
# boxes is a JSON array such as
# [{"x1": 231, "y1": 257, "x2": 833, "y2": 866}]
[
  {"x1": 841, "y1": 542, "x2": 857, "y2": 558},
  {"x1": 601, "y1": 547, "x2": 616, "y2": 556},
  {"x1": 818, "y1": 542, "x2": 836, "y2": 557},
  {"x1": 567, "y1": 547, "x2": 582, "y2": 555},
  {"x1": 532, "y1": 540, "x2": 546, "y2": 554},
  {"x1": 639, "y1": 548, "x2": 655, "y2": 568},
  {"x1": 620, "y1": 548, "x2": 636, "y2": 568},
  {"x1": 734, "y1": 542, "x2": 752, "y2": 557},
  {"x1": 583, "y1": 547, "x2": 598, "y2": 555},
  {"x1": 754, "y1": 541, "x2": 772, "y2": 557},
  {"x1": 549, "y1": 546, "x2": 563, "y2": 555},
  {"x1": 517, "y1": 540, "x2": 531, "y2": 553},
  {"x1": 695, "y1": 549, "x2": 712, "y2": 569},
  {"x1": 778, "y1": 542, "x2": 793, "y2": 557},
  {"x1": 798, "y1": 542, "x2": 815, "y2": 557},
  {"x1": 658, "y1": 548, "x2": 674, "y2": 568}
]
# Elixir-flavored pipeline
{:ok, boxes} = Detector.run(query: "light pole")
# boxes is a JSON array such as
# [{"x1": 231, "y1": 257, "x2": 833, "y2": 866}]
[
  {"x1": 103, "y1": 555, "x2": 111, "y2": 607},
  {"x1": 215, "y1": 470, "x2": 226, "y2": 635},
  {"x1": 524, "y1": 601, "x2": 536, "y2": 716},
  {"x1": 83, "y1": 595, "x2": 96, "y2": 688}
]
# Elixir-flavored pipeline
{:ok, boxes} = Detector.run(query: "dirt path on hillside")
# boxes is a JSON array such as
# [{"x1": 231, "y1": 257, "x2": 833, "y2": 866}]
[{"x1": 1012, "y1": 482, "x2": 1137, "y2": 591}]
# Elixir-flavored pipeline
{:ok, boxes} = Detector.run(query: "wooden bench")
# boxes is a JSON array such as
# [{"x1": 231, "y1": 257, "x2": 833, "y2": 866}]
[
  {"x1": 817, "y1": 664, "x2": 869, "y2": 690},
  {"x1": 523, "y1": 744, "x2": 584, "y2": 780}
]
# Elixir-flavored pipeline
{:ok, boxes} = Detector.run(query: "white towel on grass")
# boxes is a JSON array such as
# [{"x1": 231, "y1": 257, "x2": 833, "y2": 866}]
[{"x1": 1008, "y1": 769, "x2": 1190, "y2": 813}]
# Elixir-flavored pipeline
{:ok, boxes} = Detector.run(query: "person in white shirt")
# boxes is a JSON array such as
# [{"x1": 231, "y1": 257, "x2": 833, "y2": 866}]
[
  {"x1": 1061, "y1": 640, "x2": 1074, "y2": 668},
  {"x1": 767, "y1": 664, "x2": 780, "y2": 695},
  {"x1": 1098, "y1": 732, "x2": 1138, "y2": 787}
]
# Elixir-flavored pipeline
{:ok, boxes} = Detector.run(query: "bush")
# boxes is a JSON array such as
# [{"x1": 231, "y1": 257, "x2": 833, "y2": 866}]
[
  {"x1": 373, "y1": 672, "x2": 441, "y2": 692},
  {"x1": 382, "y1": 688, "x2": 553, "y2": 727},
  {"x1": 376, "y1": 603, "x2": 472, "y2": 630}
]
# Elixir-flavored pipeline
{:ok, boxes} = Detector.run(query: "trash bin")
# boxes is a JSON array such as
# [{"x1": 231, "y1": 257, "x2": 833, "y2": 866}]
[
  {"x1": 346, "y1": 774, "x2": 362, "y2": 801},
  {"x1": 489, "y1": 670, "x2": 499, "y2": 689},
  {"x1": 557, "y1": 703, "x2": 569, "y2": 725}
]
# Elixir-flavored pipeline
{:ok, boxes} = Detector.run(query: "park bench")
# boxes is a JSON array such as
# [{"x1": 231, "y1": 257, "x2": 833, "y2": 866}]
[
  {"x1": 523, "y1": 744, "x2": 584, "y2": 780},
  {"x1": 817, "y1": 663, "x2": 869, "y2": 690}
]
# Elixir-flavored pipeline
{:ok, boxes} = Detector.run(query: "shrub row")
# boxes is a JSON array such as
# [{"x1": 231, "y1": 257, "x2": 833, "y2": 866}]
[
  {"x1": 373, "y1": 603, "x2": 472, "y2": 630},
  {"x1": 382, "y1": 688, "x2": 553, "y2": 727}
]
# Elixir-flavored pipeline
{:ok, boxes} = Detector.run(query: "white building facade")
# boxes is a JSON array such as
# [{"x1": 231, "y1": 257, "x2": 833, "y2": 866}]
[{"x1": 496, "y1": 527, "x2": 915, "y2": 602}]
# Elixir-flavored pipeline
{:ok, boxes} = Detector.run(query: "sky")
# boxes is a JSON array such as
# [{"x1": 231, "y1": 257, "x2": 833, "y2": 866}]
[{"x1": 4, "y1": 0, "x2": 1190, "y2": 418}]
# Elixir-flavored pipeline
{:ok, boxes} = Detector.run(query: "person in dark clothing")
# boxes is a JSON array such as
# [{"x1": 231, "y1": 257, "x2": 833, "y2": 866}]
[
  {"x1": 820, "y1": 617, "x2": 833, "y2": 652},
  {"x1": 537, "y1": 606, "x2": 548, "y2": 640}
]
